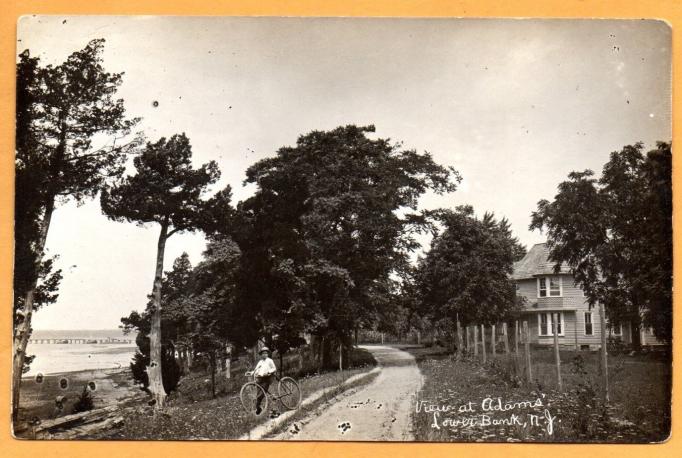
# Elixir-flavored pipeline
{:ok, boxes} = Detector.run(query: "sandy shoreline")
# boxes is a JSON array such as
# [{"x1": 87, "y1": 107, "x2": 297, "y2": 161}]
[
  {"x1": 18, "y1": 366, "x2": 145, "y2": 425},
  {"x1": 24, "y1": 342, "x2": 137, "y2": 376},
  {"x1": 22, "y1": 365, "x2": 131, "y2": 380}
]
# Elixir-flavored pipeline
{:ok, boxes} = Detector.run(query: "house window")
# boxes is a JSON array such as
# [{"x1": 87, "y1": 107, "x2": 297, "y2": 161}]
[
  {"x1": 538, "y1": 312, "x2": 564, "y2": 336},
  {"x1": 584, "y1": 312, "x2": 593, "y2": 335},
  {"x1": 538, "y1": 277, "x2": 562, "y2": 297}
]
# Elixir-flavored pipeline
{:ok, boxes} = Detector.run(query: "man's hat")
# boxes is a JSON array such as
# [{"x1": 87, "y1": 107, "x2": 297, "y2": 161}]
[{"x1": 259, "y1": 346, "x2": 270, "y2": 354}]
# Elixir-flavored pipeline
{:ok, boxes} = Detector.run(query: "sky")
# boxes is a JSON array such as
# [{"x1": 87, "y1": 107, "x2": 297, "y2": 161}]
[{"x1": 16, "y1": 17, "x2": 671, "y2": 330}]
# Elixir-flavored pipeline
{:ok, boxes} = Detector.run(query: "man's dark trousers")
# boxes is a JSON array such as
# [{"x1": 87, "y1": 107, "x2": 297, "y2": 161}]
[{"x1": 256, "y1": 374, "x2": 273, "y2": 413}]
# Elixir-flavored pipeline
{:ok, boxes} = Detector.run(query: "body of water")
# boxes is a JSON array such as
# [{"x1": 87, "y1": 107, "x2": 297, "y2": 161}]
[{"x1": 25, "y1": 329, "x2": 137, "y2": 376}]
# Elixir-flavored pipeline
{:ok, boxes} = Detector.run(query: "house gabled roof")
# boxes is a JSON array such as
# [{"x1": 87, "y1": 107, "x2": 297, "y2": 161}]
[{"x1": 512, "y1": 243, "x2": 572, "y2": 280}]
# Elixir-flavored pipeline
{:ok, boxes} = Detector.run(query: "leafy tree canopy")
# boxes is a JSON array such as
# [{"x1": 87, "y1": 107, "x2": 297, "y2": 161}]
[
  {"x1": 417, "y1": 206, "x2": 526, "y2": 327},
  {"x1": 530, "y1": 142, "x2": 672, "y2": 344},
  {"x1": 101, "y1": 133, "x2": 222, "y2": 234},
  {"x1": 233, "y1": 125, "x2": 460, "y2": 356}
]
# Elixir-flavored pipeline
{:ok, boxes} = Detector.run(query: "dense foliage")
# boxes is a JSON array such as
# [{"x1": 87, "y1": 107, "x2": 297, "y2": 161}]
[
  {"x1": 530, "y1": 142, "x2": 672, "y2": 346},
  {"x1": 417, "y1": 206, "x2": 526, "y2": 328},
  {"x1": 232, "y1": 125, "x2": 460, "y2": 365}
]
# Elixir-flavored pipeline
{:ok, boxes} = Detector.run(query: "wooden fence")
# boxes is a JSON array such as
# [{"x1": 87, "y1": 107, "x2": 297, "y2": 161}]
[{"x1": 458, "y1": 307, "x2": 610, "y2": 400}]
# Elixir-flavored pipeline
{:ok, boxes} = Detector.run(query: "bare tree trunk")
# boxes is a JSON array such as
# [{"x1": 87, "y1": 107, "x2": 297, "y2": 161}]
[
  {"x1": 502, "y1": 322, "x2": 509, "y2": 354},
  {"x1": 12, "y1": 197, "x2": 55, "y2": 423},
  {"x1": 147, "y1": 222, "x2": 169, "y2": 409},
  {"x1": 187, "y1": 346, "x2": 193, "y2": 370},
  {"x1": 630, "y1": 317, "x2": 642, "y2": 352},
  {"x1": 209, "y1": 351, "x2": 216, "y2": 398},
  {"x1": 599, "y1": 303, "x2": 610, "y2": 402},
  {"x1": 225, "y1": 344, "x2": 231, "y2": 380}
]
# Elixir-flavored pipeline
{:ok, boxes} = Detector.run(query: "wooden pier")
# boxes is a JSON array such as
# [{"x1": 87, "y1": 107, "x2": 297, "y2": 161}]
[{"x1": 28, "y1": 338, "x2": 134, "y2": 344}]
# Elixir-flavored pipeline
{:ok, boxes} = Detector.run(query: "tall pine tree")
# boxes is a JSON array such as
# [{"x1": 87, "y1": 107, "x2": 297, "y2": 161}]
[
  {"x1": 101, "y1": 133, "x2": 226, "y2": 408},
  {"x1": 13, "y1": 39, "x2": 139, "y2": 422}
]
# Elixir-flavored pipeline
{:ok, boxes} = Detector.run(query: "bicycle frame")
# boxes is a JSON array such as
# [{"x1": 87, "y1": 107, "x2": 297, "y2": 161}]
[
  {"x1": 240, "y1": 371, "x2": 301, "y2": 414},
  {"x1": 244, "y1": 372, "x2": 282, "y2": 400}
]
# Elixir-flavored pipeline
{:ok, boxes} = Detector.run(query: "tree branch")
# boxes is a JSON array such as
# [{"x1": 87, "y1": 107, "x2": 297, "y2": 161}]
[{"x1": 64, "y1": 137, "x2": 139, "y2": 162}]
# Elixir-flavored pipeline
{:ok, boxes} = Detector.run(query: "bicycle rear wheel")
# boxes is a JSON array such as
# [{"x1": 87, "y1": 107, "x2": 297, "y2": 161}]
[
  {"x1": 240, "y1": 382, "x2": 268, "y2": 416},
  {"x1": 278, "y1": 377, "x2": 301, "y2": 410}
]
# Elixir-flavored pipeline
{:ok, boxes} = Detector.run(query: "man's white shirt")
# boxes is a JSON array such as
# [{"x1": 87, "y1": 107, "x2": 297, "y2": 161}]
[{"x1": 254, "y1": 357, "x2": 276, "y2": 377}]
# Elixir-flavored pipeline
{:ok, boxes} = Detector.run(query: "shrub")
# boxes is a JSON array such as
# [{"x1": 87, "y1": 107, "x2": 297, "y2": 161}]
[
  {"x1": 72, "y1": 385, "x2": 94, "y2": 414},
  {"x1": 130, "y1": 348, "x2": 182, "y2": 393}
]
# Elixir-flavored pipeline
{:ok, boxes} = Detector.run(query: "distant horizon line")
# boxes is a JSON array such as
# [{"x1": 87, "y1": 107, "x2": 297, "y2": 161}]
[{"x1": 32, "y1": 328, "x2": 125, "y2": 331}]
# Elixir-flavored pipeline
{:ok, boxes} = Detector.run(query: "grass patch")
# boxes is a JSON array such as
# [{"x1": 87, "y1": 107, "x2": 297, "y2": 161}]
[
  {"x1": 409, "y1": 348, "x2": 671, "y2": 443},
  {"x1": 395, "y1": 344, "x2": 451, "y2": 362},
  {"x1": 100, "y1": 347, "x2": 377, "y2": 440}
]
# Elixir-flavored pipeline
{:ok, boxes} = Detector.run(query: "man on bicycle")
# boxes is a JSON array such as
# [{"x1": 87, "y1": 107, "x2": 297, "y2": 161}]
[{"x1": 252, "y1": 346, "x2": 276, "y2": 415}]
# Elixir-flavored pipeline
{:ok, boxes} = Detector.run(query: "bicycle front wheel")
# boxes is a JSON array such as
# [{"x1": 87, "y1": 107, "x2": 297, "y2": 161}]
[
  {"x1": 278, "y1": 377, "x2": 301, "y2": 410},
  {"x1": 240, "y1": 382, "x2": 268, "y2": 416}
]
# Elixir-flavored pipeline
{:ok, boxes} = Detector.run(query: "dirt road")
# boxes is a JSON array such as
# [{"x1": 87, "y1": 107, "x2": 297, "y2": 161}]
[{"x1": 274, "y1": 345, "x2": 423, "y2": 441}]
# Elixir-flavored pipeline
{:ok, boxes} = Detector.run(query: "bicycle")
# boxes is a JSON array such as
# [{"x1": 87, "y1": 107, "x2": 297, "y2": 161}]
[{"x1": 240, "y1": 371, "x2": 302, "y2": 416}]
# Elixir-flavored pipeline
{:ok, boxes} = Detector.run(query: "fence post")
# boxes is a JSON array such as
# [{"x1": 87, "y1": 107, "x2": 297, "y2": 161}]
[
  {"x1": 515, "y1": 320, "x2": 519, "y2": 355},
  {"x1": 599, "y1": 303, "x2": 610, "y2": 402},
  {"x1": 552, "y1": 312, "x2": 562, "y2": 391},
  {"x1": 465, "y1": 326, "x2": 470, "y2": 355},
  {"x1": 456, "y1": 320, "x2": 464, "y2": 354},
  {"x1": 381, "y1": 333, "x2": 384, "y2": 345},
  {"x1": 574, "y1": 311, "x2": 579, "y2": 351},
  {"x1": 339, "y1": 343, "x2": 343, "y2": 371},
  {"x1": 225, "y1": 344, "x2": 232, "y2": 380},
  {"x1": 491, "y1": 324, "x2": 496, "y2": 357},
  {"x1": 503, "y1": 322, "x2": 509, "y2": 354},
  {"x1": 523, "y1": 321, "x2": 532, "y2": 385},
  {"x1": 474, "y1": 325, "x2": 479, "y2": 357},
  {"x1": 417, "y1": 330, "x2": 421, "y2": 345},
  {"x1": 480, "y1": 324, "x2": 487, "y2": 363}
]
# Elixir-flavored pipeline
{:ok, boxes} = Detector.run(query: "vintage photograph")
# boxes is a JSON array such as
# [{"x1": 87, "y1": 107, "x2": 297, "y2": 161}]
[{"x1": 12, "y1": 17, "x2": 671, "y2": 442}]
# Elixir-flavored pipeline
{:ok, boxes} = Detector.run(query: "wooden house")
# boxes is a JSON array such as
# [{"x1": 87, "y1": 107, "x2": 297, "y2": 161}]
[{"x1": 512, "y1": 243, "x2": 662, "y2": 349}]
